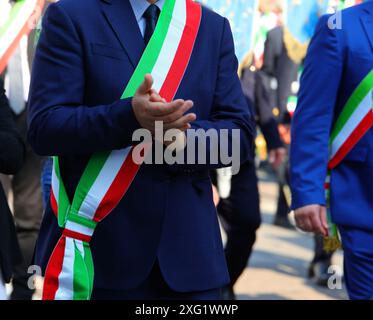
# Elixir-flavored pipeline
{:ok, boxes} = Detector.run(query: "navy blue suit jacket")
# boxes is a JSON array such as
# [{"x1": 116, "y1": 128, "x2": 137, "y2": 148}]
[
  {"x1": 290, "y1": 2, "x2": 373, "y2": 231},
  {"x1": 28, "y1": 0, "x2": 254, "y2": 292}
]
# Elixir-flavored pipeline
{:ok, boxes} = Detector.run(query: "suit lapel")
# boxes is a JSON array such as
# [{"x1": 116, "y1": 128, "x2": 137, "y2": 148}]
[
  {"x1": 361, "y1": 3, "x2": 373, "y2": 53},
  {"x1": 100, "y1": 0, "x2": 145, "y2": 68}
]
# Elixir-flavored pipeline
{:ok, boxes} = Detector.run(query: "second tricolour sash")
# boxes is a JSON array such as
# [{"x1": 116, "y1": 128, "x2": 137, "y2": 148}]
[
  {"x1": 324, "y1": 70, "x2": 373, "y2": 251},
  {"x1": 0, "y1": 0, "x2": 45, "y2": 74},
  {"x1": 42, "y1": 0, "x2": 202, "y2": 300}
]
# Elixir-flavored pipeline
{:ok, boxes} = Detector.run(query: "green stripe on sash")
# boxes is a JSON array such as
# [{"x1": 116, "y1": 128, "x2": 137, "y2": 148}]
[
  {"x1": 121, "y1": 0, "x2": 176, "y2": 99},
  {"x1": 330, "y1": 70, "x2": 373, "y2": 142}
]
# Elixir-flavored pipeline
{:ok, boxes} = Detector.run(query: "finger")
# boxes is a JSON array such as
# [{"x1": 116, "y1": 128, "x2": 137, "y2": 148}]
[
  {"x1": 160, "y1": 101, "x2": 194, "y2": 123},
  {"x1": 294, "y1": 213, "x2": 301, "y2": 229},
  {"x1": 301, "y1": 217, "x2": 313, "y2": 232},
  {"x1": 137, "y1": 74, "x2": 154, "y2": 95},
  {"x1": 164, "y1": 113, "x2": 197, "y2": 131},
  {"x1": 309, "y1": 211, "x2": 324, "y2": 235},
  {"x1": 296, "y1": 215, "x2": 311, "y2": 232},
  {"x1": 149, "y1": 99, "x2": 186, "y2": 116},
  {"x1": 320, "y1": 206, "x2": 329, "y2": 237},
  {"x1": 149, "y1": 89, "x2": 166, "y2": 103},
  {"x1": 149, "y1": 92, "x2": 164, "y2": 103},
  {"x1": 295, "y1": 215, "x2": 306, "y2": 231}
]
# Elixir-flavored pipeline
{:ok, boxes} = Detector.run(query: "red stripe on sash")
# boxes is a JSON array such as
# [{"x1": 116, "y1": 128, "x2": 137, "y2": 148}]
[
  {"x1": 63, "y1": 229, "x2": 92, "y2": 243},
  {"x1": 42, "y1": 236, "x2": 66, "y2": 300},
  {"x1": 93, "y1": 148, "x2": 141, "y2": 222},
  {"x1": 0, "y1": 0, "x2": 45, "y2": 74},
  {"x1": 159, "y1": 0, "x2": 202, "y2": 102},
  {"x1": 329, "y1": 110, "x2": 373, "y2": 170}
]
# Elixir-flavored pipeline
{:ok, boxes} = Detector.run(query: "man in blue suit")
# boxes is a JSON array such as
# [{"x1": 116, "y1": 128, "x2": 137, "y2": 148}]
[
  {"x1": 27, "y1": 0, "x2": 254, "y2": 300},
  {"x1": 290, "y1": 1, "x2": 373, "y2": 300}
]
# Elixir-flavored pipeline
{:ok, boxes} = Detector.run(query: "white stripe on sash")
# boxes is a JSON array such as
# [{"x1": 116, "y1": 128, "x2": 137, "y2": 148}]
[
  {"x1": 51, "y1": 160, "x2": 60, "y2": 206},
  {"x1": 77, "y1": 147, "x2": 132, "y2": 220},
  {"x1": 151, "y1": 0, "x2": 187, "y2": 93},
  {"x1": 55, "y1": 238, "x2": 75, "y2": 300},
  {"x1": 64, "y1": 221, "x2": 95, "y2": 238},
  {"x1": 330, "y1": 90, "x2": 372, "y2": 159}
]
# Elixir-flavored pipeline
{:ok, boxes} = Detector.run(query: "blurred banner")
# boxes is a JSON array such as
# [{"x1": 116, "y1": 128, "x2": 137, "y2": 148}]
[
  {"x1": 282, "y1": 0, "x2": 365, "y2": 64},
  {"x1": 282, "y1": 0, "x2": 329, "y2": 64},
  {"x1": 285, "y1": 0, "x2": 365, "y2": 115},
  {"x1": 201, "y1": 0, "x2": 328, "y2": 66},
  {"x1": 200, "y1": 0, "x2": 261, "y2": 62},
  {"x1": 201, "y1": 0, "x2": 365, "y2": 67}
]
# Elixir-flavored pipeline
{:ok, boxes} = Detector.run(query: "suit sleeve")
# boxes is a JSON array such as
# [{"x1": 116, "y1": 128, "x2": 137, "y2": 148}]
[
  {"x1": 27, "y1": 3, "x2": 141, "y2": 156},
  {"x1": 173, "y1": 18, "x2": 255, "y2": 172},
  {"x1": 0, "y1": 82, "x2": 25, "y2": 174},
  {"x1": 290, "y1": 15, "x2": 344, "y2": 210}
]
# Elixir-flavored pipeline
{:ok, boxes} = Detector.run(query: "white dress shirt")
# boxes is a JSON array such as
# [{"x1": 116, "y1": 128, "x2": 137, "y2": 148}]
[{"x1": 129, "y1": 0, "x2": 165, "y2": 37}]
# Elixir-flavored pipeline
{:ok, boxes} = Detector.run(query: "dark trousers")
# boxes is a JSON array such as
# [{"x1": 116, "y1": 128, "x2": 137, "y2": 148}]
[
  {"x1": 339, "y1": 226, "x2": 373, "y2": 300},
  {"x1": 215, "y1": 161, "x2": 262, "y2": 286},
  {"x1": 0, "y1": 112, "x2": 43, "y2": 300},
  {"x1": 275, "y1": 157, "x2": 290, "y2": 218},
  {"x1": 91, "y1": 261, "x2": 222, "y2": 300}
]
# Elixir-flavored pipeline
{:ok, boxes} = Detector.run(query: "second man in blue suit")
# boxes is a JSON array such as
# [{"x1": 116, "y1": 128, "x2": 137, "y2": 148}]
[{"x1": 291, "y1": 1, "x2": 373, "y2": 300}]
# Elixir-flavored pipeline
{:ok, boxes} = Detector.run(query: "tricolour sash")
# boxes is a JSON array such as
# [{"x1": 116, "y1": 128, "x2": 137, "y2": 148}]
[
  {"x1": 42, "y1": 0, "x2": 202, "y2": 300},
  {"x1": 0, "y1": 0, "x2": 45, "y2": 74},
  {"x1": 324, "y1": 70, "x2": 373, "y2": 251}
]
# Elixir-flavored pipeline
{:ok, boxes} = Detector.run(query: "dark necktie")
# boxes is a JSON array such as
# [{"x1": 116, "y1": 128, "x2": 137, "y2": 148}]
[{"x1": 143, "y1": 4, "x2": 160, "y2": 45}]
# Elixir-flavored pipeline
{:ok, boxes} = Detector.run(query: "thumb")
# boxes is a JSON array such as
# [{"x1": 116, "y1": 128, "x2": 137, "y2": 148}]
[{"x1": 137, "y1": 74, "x2": 153, "y2": 95}]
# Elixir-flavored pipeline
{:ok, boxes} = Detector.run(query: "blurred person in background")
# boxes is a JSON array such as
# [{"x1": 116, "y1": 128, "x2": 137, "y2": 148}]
[
  {"x1": 262, "y1": 21, "x2": 337, "y2": 286},
  {"x1": 214, "y1": 64, "x2": 285, "y2": 300},
  {"x1": 33, "y1": 1, "x2": 56, "y2": 209},
  {"x1": 0, "y1": 78, "x2": 24, "y2": 300},
  {"x1": 0, "y1": 0, "x2": 44, "y2": 300},
  {"x1": 261, "y1": 24, "x2": 298, "y2": 229},
  {"x1": 212, "y1": 1, "x2": 286, "y2": 299}
]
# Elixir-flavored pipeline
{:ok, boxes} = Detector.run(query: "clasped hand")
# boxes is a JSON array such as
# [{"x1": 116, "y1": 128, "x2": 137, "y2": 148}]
[{"x1": 132, "y1": 74, "x2": 196, "y2": 134}]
